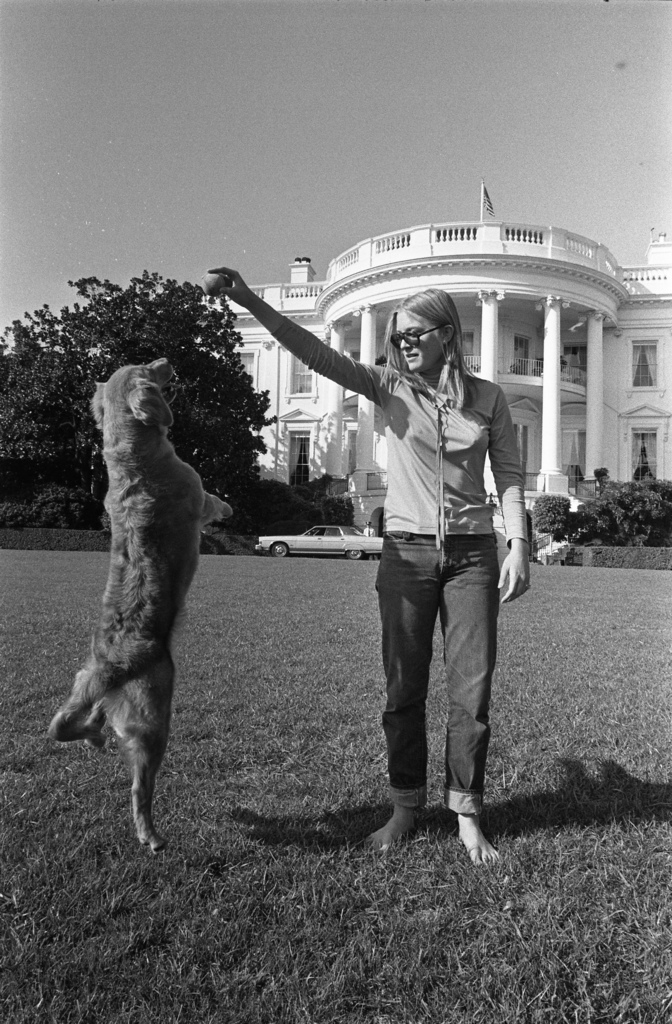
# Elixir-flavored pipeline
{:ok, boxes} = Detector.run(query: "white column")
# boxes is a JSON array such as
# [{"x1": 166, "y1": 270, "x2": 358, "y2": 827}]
[
  {"x1": 355, "y1": 305, "x2": 377, "y2": 472},
  {"x1": 477, "y1": 290, "x2": 504, "y2": 381},
  {"x1": 585, "y1": 312, "x2": 605, "y2": 482},
  {"x1": 324, "y1": 321, "x2": 346, "y2": 476},
  {"x1": 537, "y1": 295, "x2": 567, "y2": 492}
]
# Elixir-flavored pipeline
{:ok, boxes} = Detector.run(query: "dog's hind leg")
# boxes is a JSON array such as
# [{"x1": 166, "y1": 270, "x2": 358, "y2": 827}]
[
  {"x1": 48, "y1": 662, "x2": 108, "y2": 749},
  {"x1": 108, "y1": 657, "x2": 174, "y2": 853}
]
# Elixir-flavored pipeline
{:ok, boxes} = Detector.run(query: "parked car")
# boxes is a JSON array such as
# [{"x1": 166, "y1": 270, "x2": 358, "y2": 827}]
[{"x1": 256, "y1": 525, "x2": 383, "y2": 560}]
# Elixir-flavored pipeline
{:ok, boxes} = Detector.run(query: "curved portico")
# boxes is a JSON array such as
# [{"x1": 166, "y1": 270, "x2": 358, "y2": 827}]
[{"x1": 312, "y1": 220, "x2": 625, "y2": 503}]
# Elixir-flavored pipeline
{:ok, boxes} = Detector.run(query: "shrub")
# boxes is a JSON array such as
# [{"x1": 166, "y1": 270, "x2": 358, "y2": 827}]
[
  {"x1": 263, "y1": 520, "x2": 312, "y2": 536},
  {"x1": 0, "y1": 485, "x2": 105, "y2": 530},
  {"x1": 533, "y1": 494, "x2": 571, "y2": 541},
  {"x1": 318, "y1": 494, "x2": 354, "y2": 526},
  {"x1": 0, "y1": 528, "x2": 110, "y2": 552},
  {"x1": 247, "y1": 479, "x2": 322, "y2": 535},
  {"x1": 572, "y1": 481, "x2": 672, "y2": 548},
  {"x1": 582, "y1": 546, "x2": 672, "y2": 569},
  {"x1": 0, "y1": 501, "x2": 31, "y2": 528}
]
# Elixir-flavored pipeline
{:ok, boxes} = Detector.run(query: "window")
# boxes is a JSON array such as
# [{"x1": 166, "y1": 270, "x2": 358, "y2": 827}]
[
  {"x1": 462, "y1": 331, "x2": 475, "y2": 356},
  {"x1": 562, "y1": 429, "x2": 586, "y2": 486},
  {"x1": 240, "y1": 352, "x2": 255, "y2": 383},
  {"x1": 462, "y1": 331, "x2": 479, "y2": 372},
  {"x1": 291, "y1": 356, "x2": 313, "y2": 394},
  {"x1": 289, "y1": 432, "x2": 311, "y2": 486},
  {"x1": 347, "y1": 429, "x2": 357, "y2": 474},
  {"x1": 512, "y1": 335, "x2": 530, "y2": 375},
  {"x1": 632, "y1": 431, "x2": 657, "y2": 480},
  {"x1": 514, "y1": 335, "x2": 529, "y2": 360},
  {"x1": 632, "y1": 344, "x2": 657, "y2": 388},
  {"x1": 563, "y1": 345, "x2": 587, "y2": 370},
  {"x1": 514, "y1": 423, "x2": 528, "y2": 474}
]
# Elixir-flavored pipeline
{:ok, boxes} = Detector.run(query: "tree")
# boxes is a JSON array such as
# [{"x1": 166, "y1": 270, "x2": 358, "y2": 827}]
[{"x1": 0, "y1": 273, "x2": 273, "y2": 527}]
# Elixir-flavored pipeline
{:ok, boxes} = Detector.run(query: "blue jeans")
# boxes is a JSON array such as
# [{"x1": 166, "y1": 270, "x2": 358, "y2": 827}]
[{"x1": 376, "y1": 532, "x2": 500, "y2": 815}]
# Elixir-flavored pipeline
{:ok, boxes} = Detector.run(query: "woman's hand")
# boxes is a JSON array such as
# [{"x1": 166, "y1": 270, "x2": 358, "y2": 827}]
[
  {"x1": 498, "y1": 539, "x2": 531, "y2": 603},
  {"x1": 204, "y1": 264, "x2": 285, "y2": 334},
  {"x1": 203, "y1": 266, "x2": 254, "y2": 307}
]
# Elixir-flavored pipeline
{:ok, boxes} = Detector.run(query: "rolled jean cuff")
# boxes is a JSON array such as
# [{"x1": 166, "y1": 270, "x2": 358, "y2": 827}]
[
  {"x1": 444, "y1": 785, "x2": 483, "y2": 816},
  {"x1": 390, "y1": 784, "x2": 427, "y2": 809}
]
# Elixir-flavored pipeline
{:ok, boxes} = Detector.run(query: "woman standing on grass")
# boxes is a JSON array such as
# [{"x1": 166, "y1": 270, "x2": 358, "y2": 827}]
[{"x1": 206, "y1": 266, "x2": 530, "y2": 864}]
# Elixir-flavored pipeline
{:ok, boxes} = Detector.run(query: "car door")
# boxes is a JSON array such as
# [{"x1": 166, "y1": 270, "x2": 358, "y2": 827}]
[
  {"x1": 296, "y1": 527, "x2": 327, "y2": 554},
  {"x1": 322, "y1": 527, "x2": 345, "y2": 555}
]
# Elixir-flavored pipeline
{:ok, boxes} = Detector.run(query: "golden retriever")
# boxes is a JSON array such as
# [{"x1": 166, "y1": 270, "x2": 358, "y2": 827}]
[{"x1": 48, "y1": 357, "x2": 232, "y2": 852}]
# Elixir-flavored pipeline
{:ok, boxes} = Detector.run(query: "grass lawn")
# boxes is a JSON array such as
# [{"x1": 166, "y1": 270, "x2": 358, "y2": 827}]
[{"x1": 1, "y1": 550, "x2": 671, "y2": 1024}]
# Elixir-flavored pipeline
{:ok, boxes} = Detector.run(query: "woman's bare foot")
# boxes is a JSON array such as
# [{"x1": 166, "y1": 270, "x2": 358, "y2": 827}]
[
  {"x1": 369, "y1": 805, "x2": 415, "y2": 852},
  {"x1": 458, "y1": 813, "x2": 499, "y2": 865}
]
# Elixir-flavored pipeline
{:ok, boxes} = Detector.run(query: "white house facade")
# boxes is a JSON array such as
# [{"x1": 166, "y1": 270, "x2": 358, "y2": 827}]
[{"x1": 229, "y1": 219, "x2": 672, "y2": 533}]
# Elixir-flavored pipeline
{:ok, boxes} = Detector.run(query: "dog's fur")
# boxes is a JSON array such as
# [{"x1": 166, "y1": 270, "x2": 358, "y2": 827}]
[{"x1": 47, "y1": 358, "x2": 232, "y2": 852}]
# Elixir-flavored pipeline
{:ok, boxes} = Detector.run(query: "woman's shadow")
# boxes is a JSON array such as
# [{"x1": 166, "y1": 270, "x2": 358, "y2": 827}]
[{"x1": 223, "y1": 758, "x2": 671, "y2": 853}]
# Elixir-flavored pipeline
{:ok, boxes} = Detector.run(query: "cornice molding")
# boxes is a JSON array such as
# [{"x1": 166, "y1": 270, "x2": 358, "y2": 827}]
[{"x1": 316, "y1": 254, "x2": 627, "y2": 319}]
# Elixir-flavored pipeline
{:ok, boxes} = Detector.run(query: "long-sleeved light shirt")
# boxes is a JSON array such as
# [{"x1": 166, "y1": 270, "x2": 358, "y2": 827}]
[{"x1": 272, "y1": 317, "x2": 528, "y2": 545}]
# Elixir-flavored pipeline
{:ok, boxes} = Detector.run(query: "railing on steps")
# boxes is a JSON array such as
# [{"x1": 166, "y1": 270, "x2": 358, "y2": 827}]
[{"x1": 533, "y1": 532, "x2": 555, "y2": 563}]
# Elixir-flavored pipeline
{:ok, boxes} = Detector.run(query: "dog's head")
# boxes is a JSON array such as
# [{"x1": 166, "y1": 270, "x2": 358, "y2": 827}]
[{"x1": 92, "y1": 358, "x2": 175, "y2": 433}]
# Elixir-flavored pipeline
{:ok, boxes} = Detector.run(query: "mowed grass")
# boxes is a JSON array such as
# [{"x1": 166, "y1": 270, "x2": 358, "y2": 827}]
[{"x1": 1, "y1": 550, "x2": 671, "y2": 1024}]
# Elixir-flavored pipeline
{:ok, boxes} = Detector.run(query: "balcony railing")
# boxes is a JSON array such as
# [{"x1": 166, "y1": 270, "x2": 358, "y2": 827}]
[
  {"x1": 570, "y1": 479, "x2": 598, "y2": 499},
  {"x1": 324, "y1": 220, "x2": 621, "y2": 286},
  {"x1": 501, "y1": 357, "x2": 587, "y2": 387}
]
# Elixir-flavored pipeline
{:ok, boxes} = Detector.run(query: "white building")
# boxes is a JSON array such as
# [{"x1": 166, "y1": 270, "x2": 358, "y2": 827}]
[{"x1": 230, "y1": 219, "x2": 672, "y2": 533}]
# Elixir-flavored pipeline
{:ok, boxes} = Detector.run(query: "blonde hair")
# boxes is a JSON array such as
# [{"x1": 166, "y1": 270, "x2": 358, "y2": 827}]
[{"x1": 381, "y1": 288, "x2": 473, "y2": 408}]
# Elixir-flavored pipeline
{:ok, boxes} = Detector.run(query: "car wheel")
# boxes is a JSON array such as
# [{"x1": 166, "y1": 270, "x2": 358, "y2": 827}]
[
  {"x1": 270, "y1": 542, "x2": 290, "y2": 558},
  {"x1": 345, "y1": 548, "x2": 366, "y2": 561}
]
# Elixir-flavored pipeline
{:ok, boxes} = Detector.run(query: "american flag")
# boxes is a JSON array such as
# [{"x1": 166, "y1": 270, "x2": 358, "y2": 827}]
[{"x1": 482, "y1": 182, "x2": 495, "y2": 218}]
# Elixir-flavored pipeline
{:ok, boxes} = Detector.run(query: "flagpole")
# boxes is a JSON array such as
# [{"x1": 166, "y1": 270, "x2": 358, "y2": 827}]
[{"x1": 480, "y1": 180, "x2": 484, "y2": 221}]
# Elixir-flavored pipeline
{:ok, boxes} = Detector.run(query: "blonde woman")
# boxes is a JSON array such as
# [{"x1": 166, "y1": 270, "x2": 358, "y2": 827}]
[{"x1": 207, "y1": 268, "x2": 530, "y2": 864}]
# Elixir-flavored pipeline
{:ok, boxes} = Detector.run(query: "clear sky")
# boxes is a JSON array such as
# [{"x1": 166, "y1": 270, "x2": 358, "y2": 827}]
[{"x1": 1, "y1": 0, "x2": 670, "y2": 329}]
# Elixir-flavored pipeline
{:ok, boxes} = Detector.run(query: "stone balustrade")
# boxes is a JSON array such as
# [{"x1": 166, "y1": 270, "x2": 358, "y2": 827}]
[
  {"x1": 323, "y1": 220, "x2": 620, "y2": 286},
  {"x1": 498, "y1": 356, "x2": 586, "y2": 387},
  {"x1": 622, "y1": 264, "x2": 671, "y2": 295}
]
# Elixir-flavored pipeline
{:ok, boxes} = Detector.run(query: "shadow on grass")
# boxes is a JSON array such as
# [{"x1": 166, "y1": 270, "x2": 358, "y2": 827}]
[
  {"x1": 481, "y1": 757, "x2": 672, "y2": 840},
  {"x1": 225, "y1": 802, "x2": 390, "y2": 852},
  {"x1": 223, "y1": 759, "x2": 671, "y2": 854}
]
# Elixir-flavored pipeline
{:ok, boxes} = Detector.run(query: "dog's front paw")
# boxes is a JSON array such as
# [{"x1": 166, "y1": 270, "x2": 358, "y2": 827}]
[{"x1": 213, "y1": 497, "x2": 233, "y2": 520}]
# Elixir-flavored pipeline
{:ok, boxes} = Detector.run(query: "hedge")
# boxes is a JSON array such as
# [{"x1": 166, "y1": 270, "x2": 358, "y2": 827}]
[
  {"x1": 0, "y1": 528, "x2": 258, "y2": 556},
  {"x1": 579, "y1": 546, "x2": 672, "y2": 570}
]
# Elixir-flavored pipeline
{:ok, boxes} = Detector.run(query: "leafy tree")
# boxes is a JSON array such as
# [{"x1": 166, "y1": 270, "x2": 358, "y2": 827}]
[{"x1": 0, "y1": 273, "x2": 273, "y2": 528}]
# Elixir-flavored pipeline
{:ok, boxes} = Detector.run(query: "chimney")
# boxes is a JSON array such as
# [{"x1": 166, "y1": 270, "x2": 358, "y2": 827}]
[
  {"x1": 289, "y1": 257, "x2": 316, "y2": 284},
  {"x1": 646, "y1": 231, "x2": 672, "y2": 267}
]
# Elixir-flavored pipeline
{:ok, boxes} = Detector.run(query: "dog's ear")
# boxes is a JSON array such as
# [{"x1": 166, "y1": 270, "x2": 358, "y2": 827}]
[
  {"x1": 91, "y1": 383, "x2": 106, "y2": 427},
  {"x1": 128, "y1": 383, "x2": 174, "y2": 428}
]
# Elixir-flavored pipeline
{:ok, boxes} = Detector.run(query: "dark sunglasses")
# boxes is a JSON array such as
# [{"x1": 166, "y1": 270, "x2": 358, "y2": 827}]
[{"x1": 389, "y1": 323, "x2": 453, "y2": 350}]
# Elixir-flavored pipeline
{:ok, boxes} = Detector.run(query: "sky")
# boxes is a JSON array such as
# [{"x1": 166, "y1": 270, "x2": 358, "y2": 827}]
[{"x1": 1, "y1": 0, "x2": 670, "y2": 329}]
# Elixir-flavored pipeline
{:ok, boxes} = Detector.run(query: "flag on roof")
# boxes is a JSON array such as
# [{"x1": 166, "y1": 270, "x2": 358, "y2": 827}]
[{"x1": 481, "y1": 181, "x2": 495, "y2": 218}]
